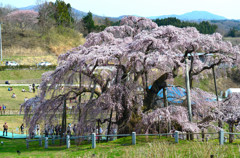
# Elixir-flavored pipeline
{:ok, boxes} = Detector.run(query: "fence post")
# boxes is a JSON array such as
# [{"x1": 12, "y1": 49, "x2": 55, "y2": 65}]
[
  {"x1": 92, "y1": 133, "x2": 96, "y2": 149},
  {"x1": 45, "y1": 137, "x2": 48, "y2": 149},
  {"x1": 26, "y1": 139, "x2": 29, "y2": 149},
  {"x1": 52, "y1": 135, "x2": 55, "y2": 144},
  {"x1": 39, "y1": 137, "x2": 42, "y2": 147},
  {"x1": 175, "y1": 131, "x2": 179, "y2": 143},
  {"x1": 66, "y1": 135, "x2": 70, "y2": 149},
  {"x1": 132, "y1": 132, "x2": 136, "y2": 145},
  {"x1": 219, "y1": 129, "x2": 224, "y2": 145}
]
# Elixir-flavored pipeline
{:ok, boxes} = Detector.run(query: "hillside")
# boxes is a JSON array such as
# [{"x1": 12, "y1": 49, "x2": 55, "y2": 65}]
[
  {"x1": 18, "y1": 5, "x2": 239, "y2": 35},
  {"x1": 149, "y1": 11, "x2": 227, "y2": 21}
]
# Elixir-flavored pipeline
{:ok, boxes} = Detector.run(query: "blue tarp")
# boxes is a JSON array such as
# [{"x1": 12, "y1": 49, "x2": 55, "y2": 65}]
[
  {"x1": 149, "y1": 85, "x2": 186, "y2": 104},
  {"x1": 149, "y1": 85, "x2": 216, "y2": 104}
]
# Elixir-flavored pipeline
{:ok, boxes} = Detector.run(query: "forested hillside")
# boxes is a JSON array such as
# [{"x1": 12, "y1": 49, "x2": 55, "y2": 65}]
[{"x1": 0, "y1": 1, "x2": 239, "y2": 59}]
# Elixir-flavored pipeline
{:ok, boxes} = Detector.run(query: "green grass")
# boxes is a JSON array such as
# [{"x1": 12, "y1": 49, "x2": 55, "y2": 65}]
[
  {"x1": 0, "y1": 136, "x2": 240, "y2": 157},
  {"x1": 0, "y1": 86, "x2": 37, "y2": 109},
  {"x1": 0, "y1": 70, "x2": 48, "y2": 82},
  {"x1": 0, "y1": 116, "x2": 25, "y2": 132}
]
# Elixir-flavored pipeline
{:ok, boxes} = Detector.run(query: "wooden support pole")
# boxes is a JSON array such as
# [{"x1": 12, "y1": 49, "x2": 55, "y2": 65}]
[
  {"x1": 185, "y1": 56, "x2": 192, "y2": 122},
  {"x1": 229, "y1": 123, "x2": 234, "y2": 143},
  {"x1": 212, "y1": 66, "x2": 219, "y2": 102},
  {"x1": 201, "y1": 129, "x2": 205, "y2": 142},
  {"x1": 107, "y1": 109, "x2": 113, "y2": 142}
]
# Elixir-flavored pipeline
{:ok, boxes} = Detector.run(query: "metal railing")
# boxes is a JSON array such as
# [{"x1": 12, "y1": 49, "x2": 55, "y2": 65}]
[{"x1": 24, "y1": 130, "x2": 240, "y2": 149}]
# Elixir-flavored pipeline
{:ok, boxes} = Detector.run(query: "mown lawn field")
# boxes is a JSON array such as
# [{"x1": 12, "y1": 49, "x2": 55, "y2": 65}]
[
  {"x1": 0, "y1": 69, "x2": 50, "y2": 84},
  {"x1": 0, "y1": 86, "x2": 37, "y2": 110},
  {"x1": 0, "y1": 136, "x2": 240, "y2": 158}
]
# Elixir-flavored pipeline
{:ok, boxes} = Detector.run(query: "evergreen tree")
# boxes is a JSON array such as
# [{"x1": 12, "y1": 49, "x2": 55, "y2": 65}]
[
  {"x1": 82, "y1": 12, "x2": 95, "y2": 34},
  {"x1": 54, "y1": 0, "x2": 74, "y2": 27},
  {"x1": 153, "y1": 17, "x2": 217, "y2": 34},
  {"x1": 227, "y1": 28, "x2": 237, "y2": 37}
]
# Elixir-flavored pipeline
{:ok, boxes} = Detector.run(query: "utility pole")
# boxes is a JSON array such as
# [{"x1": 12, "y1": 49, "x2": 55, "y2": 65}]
[
  {"x1": 0, "y1": 22, "x2": 2, "y2": 62},
  {"x1": 185, "y1": 56, "x2": 192, "y2": 122},
  {"x1": 212, "y1": 66, "x2": 219, "y2": 102}
]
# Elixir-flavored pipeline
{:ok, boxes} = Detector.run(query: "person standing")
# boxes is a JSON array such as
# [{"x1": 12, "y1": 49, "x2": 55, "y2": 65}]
[
  {"x1": 20, "y1": 123, "x2": 24, "y2": 134},
  {"x1": 55, "y1": 125, "x2": 59, "y2": 136},
  {"x1": 3, "y1": 122, "x2": 8, "y2": 136},
  {"x1": 29, "y1": 85, "x2": 32, "y2": 93},
  {"x1": 36, "y1": 123, "x2": 40, "y2": 135},
  {"x1": 0, "y1": 105, "x2": 2, "y2": 115},
  {"x1": 2, "y1": 105, "x2": 6, "y2": 114},
  {"x1": 73, "y1": 124, "x2": 77, "y2": 135},
  {"x1": 32, "y1": 83, "x2": 35, "y2": 93},
  {"x1": 44, "y1": 124, "x2": 49, "y2": 137},
  {"x1": 67, "y1": 123, "x2": 71, "y2": 136}
]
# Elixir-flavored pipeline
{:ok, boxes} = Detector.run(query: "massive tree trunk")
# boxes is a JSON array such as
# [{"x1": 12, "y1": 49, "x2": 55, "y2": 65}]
[{"x1": 143, "y1": 73, "x2": 169, "y2": 112}]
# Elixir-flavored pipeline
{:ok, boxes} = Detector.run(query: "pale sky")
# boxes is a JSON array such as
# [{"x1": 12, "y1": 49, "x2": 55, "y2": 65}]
[{"x1": 0, "y1": 0, "x2": 240, "y2": 19}]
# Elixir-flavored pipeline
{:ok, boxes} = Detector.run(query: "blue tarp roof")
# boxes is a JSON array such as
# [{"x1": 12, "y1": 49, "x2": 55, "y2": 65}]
[
  {"x1": 149, "y1": 85, "x2": 186, "y2": 104},
  {"x1": 149, "y1": 85, "x2": 216, "y2": 104}
]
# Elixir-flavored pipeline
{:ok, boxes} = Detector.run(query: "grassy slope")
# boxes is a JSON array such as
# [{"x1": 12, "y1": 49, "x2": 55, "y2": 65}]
[
  {"x1": 224, "y1": 37, "x2": 240, "y2": 46},
  {"x1": 0, "y1": 86, "x2": 37, "y2": 109},
  {"x1": 0, "y1": 116, "x2": 25, "y2": 132},
  {"x1": 0, "y1": 69, "x2": 54, "y2": 84},
  {"x1": 0, "y1": 136, "x2": 239, "y2": 157}
]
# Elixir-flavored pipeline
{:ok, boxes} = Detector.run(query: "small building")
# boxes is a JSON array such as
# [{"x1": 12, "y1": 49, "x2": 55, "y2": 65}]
[{"x1": 225, "y1": 88, "x2": 240, "y2": 98}]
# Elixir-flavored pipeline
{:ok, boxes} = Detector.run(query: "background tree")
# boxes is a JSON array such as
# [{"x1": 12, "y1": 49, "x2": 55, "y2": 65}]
[
  {"x1": 37, "y1": 2, "x2": 56, "y2": 33},
  {"x1": 54, "y1": 0, "x2": 74, "y2": 27},
  {"x1": 227, "y1": 27, "x2": 240, "y2": 37},
  {"x1": 5, "y1": 10, "x2": 38, "y2": 33},
  {"x1": 82, "y1": 11, "x2": 95, "y2": 35},
  {"x1": 154, "y1": 17, "x2": 218, "y2": 34}
]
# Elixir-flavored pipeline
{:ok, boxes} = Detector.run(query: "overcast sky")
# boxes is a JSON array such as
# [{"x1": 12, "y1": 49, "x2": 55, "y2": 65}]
[{"x1": 1, "y1": 0, "x2": 240, "y2": 19}]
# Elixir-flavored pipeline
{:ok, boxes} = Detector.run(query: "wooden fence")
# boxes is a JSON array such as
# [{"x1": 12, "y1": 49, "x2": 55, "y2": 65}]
[{"x1": 25, "y1": 129, "x2": 240, "y2": 149}]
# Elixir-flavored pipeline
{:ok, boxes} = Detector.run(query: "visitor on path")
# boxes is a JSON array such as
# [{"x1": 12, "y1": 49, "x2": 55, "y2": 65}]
[
  {"x1": 0, "y1": 106, "x2": 2, "y2": 115},
  {"x1": 20, "y1": 123, "x2": 24, "y2": 134},
  {"x1": 2, "y1": 105, "x2": 6, "y2": 114},
  {"x1": 49, "y1": 125, "x2": 54, "y2": 136},
  {"x1": 22, "y1": 88, "x2": 26, "y2": 92},
  {"x1": 99, "y1": 126, "x2": 103, "y2": 140},
  {"x1": 11, "y1": 93, "x2": 16, "y2": 98},
  {"x1": 29, "y1": 85, "x2": 32, "y2": 93},
  {"x1": 58, "y1": 125, "x2": 62, "y2": 135},
  {"x1": 73, "y1": 124, "x2": 77, "y2": 135},
  {"x1": 32, "y1": 83, "x2": 35, "y2": 93},
  {"x1": 36, "y1": 124, "x2": 40, "y2": 135},
  {"x1": 3, "y1": 122, "x2": 8, "y2": 136},
  {"x1": 67, "y1": 123, "x2": 71, "y2": 136},
  {"x1": 55, "y1": 125, "x2": 59, "y2": 136},
  {"x1": 44, "y1": 124, "x2": 49, "y2": 137}
]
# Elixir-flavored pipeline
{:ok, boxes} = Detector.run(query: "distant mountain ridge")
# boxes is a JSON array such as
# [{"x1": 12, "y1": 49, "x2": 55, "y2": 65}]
[
  {"x1": 19, "y1": 5, "x2": 228, "y2": 21},
  {"x1": 148, "y1": 11, "x2": 227, "y2": 21}
]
